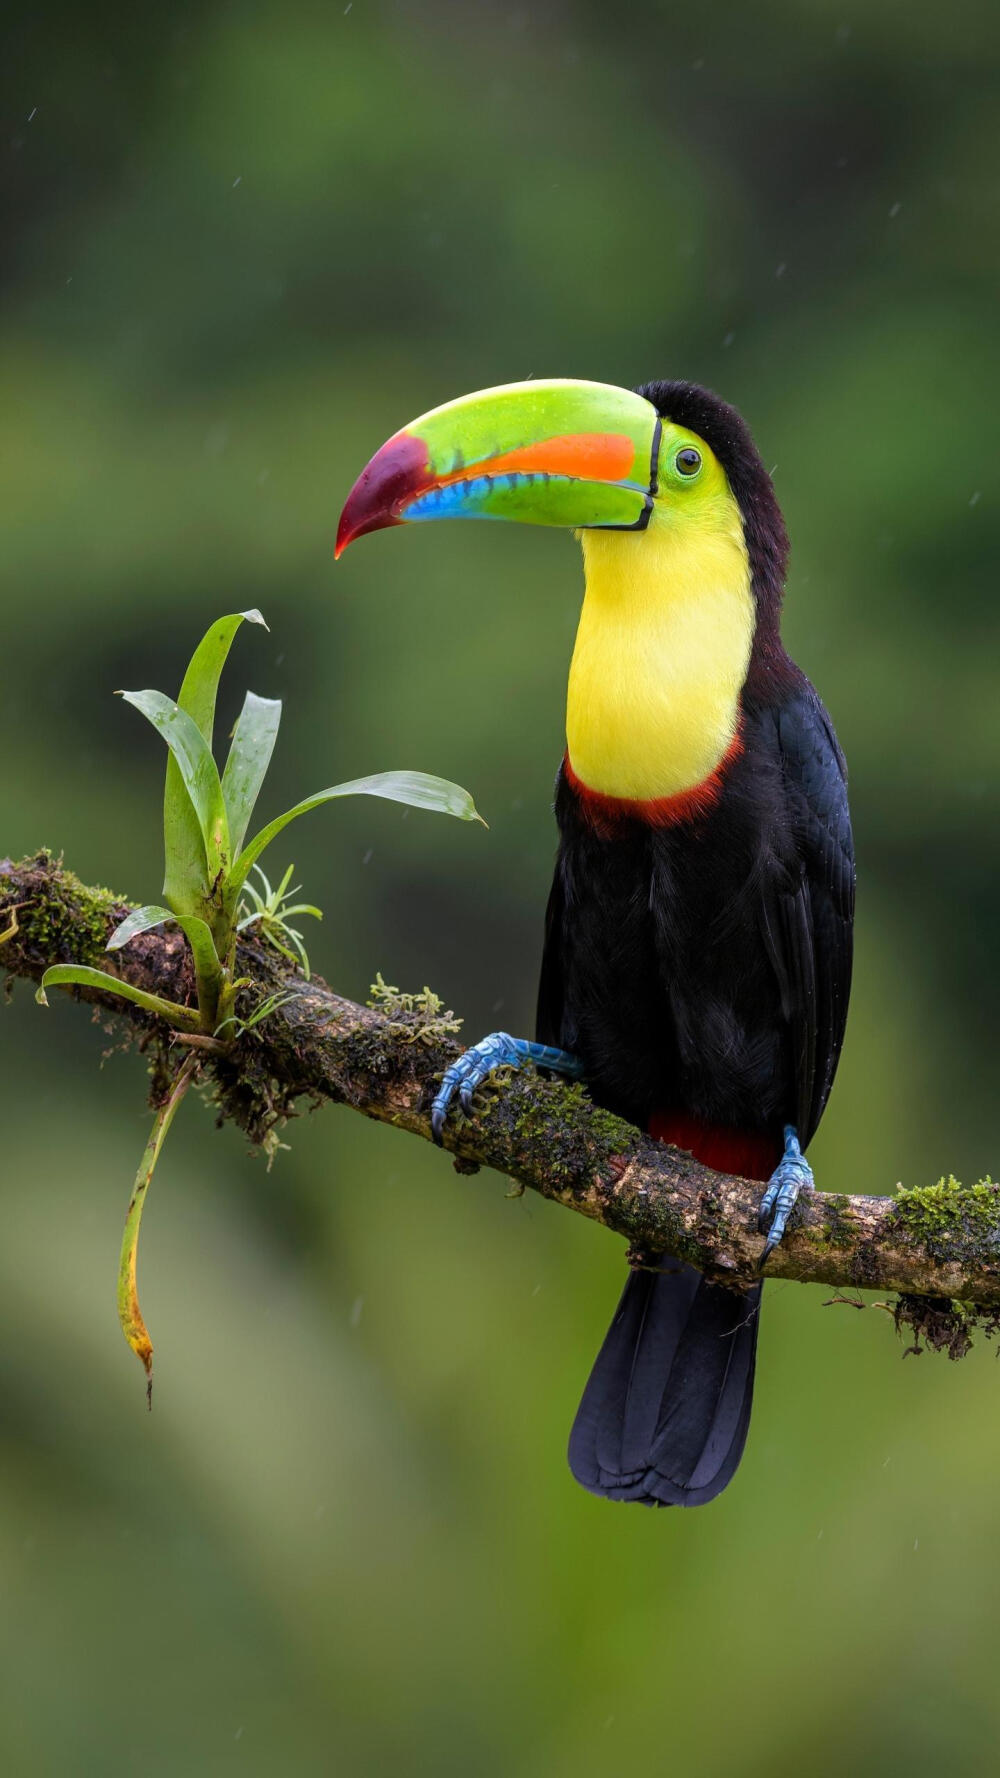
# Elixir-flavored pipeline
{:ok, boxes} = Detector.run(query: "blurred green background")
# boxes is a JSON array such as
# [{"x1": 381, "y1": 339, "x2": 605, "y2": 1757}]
[{"x1": 2, "y1": 1, "x2": 999, "y2": 1772}]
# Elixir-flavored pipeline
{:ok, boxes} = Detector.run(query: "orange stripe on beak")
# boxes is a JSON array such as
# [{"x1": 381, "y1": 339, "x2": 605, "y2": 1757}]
[{"x1": 434, "y1": 432, "x2": 638, "y2": 490}]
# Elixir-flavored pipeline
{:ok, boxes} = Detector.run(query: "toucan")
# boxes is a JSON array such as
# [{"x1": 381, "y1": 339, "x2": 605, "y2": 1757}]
[{"x1": 337, "y1": 378, "x2": 855, "y2": 1506}]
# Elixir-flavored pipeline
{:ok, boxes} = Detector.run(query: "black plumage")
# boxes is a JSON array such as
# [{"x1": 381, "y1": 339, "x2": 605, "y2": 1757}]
[{"x1": 537, "y1": 383, "x2": 855, "y2": 1507}]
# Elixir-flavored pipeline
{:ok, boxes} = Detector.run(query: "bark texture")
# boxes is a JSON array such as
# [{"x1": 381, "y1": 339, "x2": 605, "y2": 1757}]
[{"x1": 4, "y1": 852, "x2": 1000, "y2": 1321}]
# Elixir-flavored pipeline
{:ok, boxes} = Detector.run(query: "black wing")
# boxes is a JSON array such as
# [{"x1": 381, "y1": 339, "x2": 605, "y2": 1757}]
[{"x1": 760, "y1": 686, "x2": 855, "y2": 1146}]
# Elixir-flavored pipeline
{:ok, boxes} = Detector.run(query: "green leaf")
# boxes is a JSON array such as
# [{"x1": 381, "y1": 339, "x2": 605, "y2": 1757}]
[
  {"x1": 176, "y1": 609, "x2": 267, "y2": 741},
  {"x1": 162, "y1": 610, "x2": 267, "y2": 916},
  {"x1": 228, "y1": 771, "x2": 485, "y2": 898},
  {"x1": 221, "y1": 691, "x2": 282, "y2": 857},
  {"x1": 36, "y1": 965, "x2": 201, "y2": 1030},
  {"x1": 120, "y1": 691, "x2": 230, "y2": 886},
  {"x1": 107, "y1": 905, "x2": 223, "y2": 1011},
  {"x1": 106, "y1": 904, "x2": 176, "y2": 949}
]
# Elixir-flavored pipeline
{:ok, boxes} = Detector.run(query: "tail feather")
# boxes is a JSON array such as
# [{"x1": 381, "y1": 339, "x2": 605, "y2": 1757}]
[{"x1": 569, "y1": 1262, "x2": 761, "y2": 1507}]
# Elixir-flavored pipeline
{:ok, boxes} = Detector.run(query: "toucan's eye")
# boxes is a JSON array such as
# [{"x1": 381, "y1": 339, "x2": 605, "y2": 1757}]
[{"x1": 676, "y1": 447, "x2": 702, "y2": 477}]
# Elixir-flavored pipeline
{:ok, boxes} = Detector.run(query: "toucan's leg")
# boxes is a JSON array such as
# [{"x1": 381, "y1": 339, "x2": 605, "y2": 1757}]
[
  {"x1": 758, "y1": 1124, "x2": 814, "y2": 1263},
  {"x1": 431, "y1": 1033, "x2": 585, "y2": 1144}
]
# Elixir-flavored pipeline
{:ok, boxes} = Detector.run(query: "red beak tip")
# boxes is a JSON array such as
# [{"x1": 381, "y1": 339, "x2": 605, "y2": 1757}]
[
  {"x1": 334, "y1": 507, "x2": 362, "y2": 558},
  {"x1": 335, "y1": 431, "x2": 430, "y2": 564}
]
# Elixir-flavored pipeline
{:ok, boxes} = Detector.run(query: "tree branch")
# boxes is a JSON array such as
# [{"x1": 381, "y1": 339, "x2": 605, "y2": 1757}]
[{"x1": 4, "y1": 852, "x2": 999, "y2": 1322}]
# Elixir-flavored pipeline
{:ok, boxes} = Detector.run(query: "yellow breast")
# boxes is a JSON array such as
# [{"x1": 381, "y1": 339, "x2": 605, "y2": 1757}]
[{"x1": 566, "y1": 507, "x2": 754, "y2": 804}]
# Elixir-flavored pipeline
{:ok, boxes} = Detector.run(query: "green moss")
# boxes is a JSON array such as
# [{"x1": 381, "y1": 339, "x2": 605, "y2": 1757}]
[
  {"x1": 508, "y1": 1077, "x2": 628, "y2": 1155},
  {"x1": 891, "y1": 1176, "x2": 1000, "y2": 1265},
  {"x1": 473, "y1": 1073, "x2": 632, "y2": 1188},
  {"x1": 366, "y1": 972, "x2": 462, "y2": 1046},
  {"x1": 471, "y1": 1074, "x2": 710, "y2": 1261},
  {"x1": 823, "y1": 1193, "x2": 856, "y2": 1250},
  {"x1": 3, "y1": 854, "x2": 123, "y2": 966}
]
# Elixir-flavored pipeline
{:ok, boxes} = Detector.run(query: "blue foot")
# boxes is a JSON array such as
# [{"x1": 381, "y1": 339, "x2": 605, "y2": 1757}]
[
  {"x1": 430, "y1": 1032, "x2": 585, "y2": 1144},
  {"x1": 758, "y1": 1125, "x2": 814, "y2": 1264}
]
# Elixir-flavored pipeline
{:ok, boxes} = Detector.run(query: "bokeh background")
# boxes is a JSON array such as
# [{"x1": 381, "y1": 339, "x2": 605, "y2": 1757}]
[{"x1": 3, "y1": 1, "x2": 1000, "y2": 1772}]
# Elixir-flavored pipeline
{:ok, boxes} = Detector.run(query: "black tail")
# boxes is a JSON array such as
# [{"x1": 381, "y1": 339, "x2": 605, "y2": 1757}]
[{"x1": 568, "y1": 1262, "x2": 761, "y2": 1507}]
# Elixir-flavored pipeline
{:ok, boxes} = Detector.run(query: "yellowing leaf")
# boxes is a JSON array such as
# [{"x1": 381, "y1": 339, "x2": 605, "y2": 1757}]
[{"x1": 117, "y1": 1056, "x2": 198, "y2": 1403}]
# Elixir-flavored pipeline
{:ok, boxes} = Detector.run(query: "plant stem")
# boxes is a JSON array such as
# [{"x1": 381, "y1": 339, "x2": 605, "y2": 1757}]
[{"x1": 118, "y1": 1052, "x2": 198, "y2": 1405}]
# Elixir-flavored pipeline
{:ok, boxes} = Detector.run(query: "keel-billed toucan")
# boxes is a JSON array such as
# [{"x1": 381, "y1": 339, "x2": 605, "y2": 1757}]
[{"x1": 337, "y1": 379, "x2": 855, "y2": 1506}]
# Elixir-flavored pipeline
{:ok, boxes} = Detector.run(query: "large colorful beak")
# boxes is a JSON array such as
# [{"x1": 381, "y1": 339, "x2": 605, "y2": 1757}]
[{"x1": 335, "y1": 378, "x2": 661, "y2": 557}]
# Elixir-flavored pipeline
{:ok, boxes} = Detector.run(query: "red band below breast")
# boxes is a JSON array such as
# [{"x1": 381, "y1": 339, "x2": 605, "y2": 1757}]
[
  {"x1": 564, "y1": 725, "x2": 743, "y2": 836},
  {"x1": 649, "y1": 1111, "x2": 780, "y2": 1184}
]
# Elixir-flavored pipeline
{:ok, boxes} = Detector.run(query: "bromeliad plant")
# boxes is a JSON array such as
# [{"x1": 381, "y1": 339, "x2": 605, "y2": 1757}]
[{"x1": 37, "y1": 610, "x2": 483, "y2": 1397}]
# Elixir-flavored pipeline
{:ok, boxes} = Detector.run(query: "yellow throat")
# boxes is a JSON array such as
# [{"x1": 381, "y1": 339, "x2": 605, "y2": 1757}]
[{"x1": 566, "y1": 499, "x2": 755, "y2": 804}]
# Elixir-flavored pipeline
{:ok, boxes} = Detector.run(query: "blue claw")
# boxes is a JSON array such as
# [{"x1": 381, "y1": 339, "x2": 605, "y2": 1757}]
[
  {"x1": 430, "y1": 1032, "x2": 585, "y2": 1144},
  {"x1": 758, "y1": 1124, "x2": 814, "y2": 1264}
]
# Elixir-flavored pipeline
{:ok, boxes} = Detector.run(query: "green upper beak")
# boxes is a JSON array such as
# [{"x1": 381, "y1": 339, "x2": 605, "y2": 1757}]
[{"x1": 335, "y1": 379, "x2": 661, "y2": 557}]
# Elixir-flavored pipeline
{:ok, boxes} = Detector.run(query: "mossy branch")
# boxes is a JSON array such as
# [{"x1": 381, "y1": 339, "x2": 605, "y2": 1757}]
[{"x1": 5, "y1": 853, "x2": 1000, "y2": 1332}]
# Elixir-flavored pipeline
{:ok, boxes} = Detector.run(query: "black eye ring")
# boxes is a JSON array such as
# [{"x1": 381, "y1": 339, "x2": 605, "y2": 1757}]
[{"x1": 676, "y1": 447, "x2": 702, "y2": 477}]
